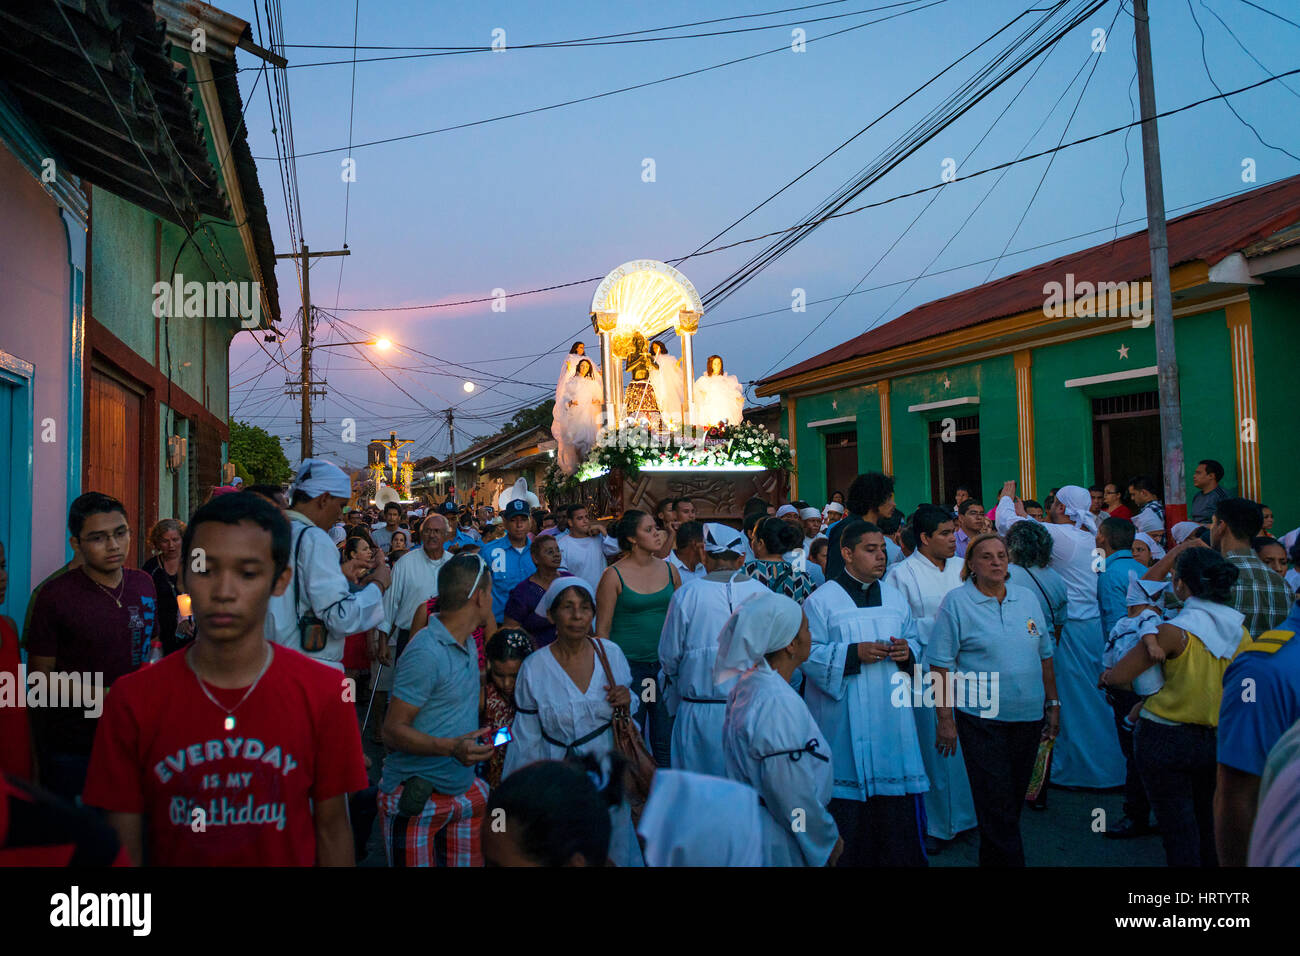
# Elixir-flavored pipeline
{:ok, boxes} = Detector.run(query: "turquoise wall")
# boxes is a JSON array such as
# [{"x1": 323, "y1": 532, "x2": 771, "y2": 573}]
[
  {"x1": 790, "y1": 385, "x2": 879, "y2": 505},
  {"x1": 1249, "y1": 281, "x2": 1300, "y2": 533}
]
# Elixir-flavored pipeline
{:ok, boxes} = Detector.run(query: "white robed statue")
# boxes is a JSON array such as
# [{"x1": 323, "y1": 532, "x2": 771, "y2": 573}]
[
  {"x1": 647, "y1": 341, "x2": 686, "y2": 427},
  {"x1": 553, "y1": 357, "x2": 603, "y2": 475},
  {"x1": 694, "y1": 354, "x2": 744, "y2": 427}
]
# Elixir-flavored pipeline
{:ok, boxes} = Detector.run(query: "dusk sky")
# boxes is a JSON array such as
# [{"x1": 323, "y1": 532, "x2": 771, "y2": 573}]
[{"x1": 224, "y1": 0, "x2": 1300, "y2": 468}]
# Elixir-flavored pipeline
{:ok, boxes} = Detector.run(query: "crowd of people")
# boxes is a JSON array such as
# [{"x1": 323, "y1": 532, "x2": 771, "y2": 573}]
[{"x1": 3, "y1": 454, "x2": 1299, "y2": 868}]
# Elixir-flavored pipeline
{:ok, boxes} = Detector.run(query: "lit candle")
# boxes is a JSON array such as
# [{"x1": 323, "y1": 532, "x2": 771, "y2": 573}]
[{"x1": 177, "y1": 593, "x2": 192, "y2": 618}]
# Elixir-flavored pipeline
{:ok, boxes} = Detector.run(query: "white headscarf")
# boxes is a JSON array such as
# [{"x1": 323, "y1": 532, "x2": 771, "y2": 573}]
[
  {"x1": 1055, "y1": 485, "x2": 1097, "y2": 534},
  {"x1": 775, "y1": 504, "x2": 798, "y2": 519},
  {"x1": 1171, "y1": 521, "x2": 1201, "y2": 545},
  {"x1": 1125, "y1": 570, "x2": 1170, "y2": 608},
  {"x1": 712, "y1": 590, "x2": 803, "y2": 686},
  {"x1": 704, "y1": 522, "x2": 745, "y2": 555},
  {"x1": 636, "y1": 769, "x2": 763, "y2": 867},
  {"x1": 1135, "y1": 531, "x2": 1166, "y2": 561},
  {"x1": 291, "y1": 458, "x2": 351, "y2": 499},
  {"x1": 534, "y1": 576, "x2": 596, "y2": 617}
]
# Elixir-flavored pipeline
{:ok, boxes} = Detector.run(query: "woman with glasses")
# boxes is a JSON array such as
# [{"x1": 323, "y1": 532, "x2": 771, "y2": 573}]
[{"x1": 505, "y1": 578, "x2": 644, "y2": 866}]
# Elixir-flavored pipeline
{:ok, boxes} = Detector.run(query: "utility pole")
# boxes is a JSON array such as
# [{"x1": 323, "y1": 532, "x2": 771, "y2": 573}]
[
  {"x1": 446, "y1": 407, "x2": 458, "y2": 504},
  {"x1": 1133, "y1": 0, "x2": 1186, "y2": 528},
  {"x1": 275, "y1": 242, "x2": 350, "y2": 460}
]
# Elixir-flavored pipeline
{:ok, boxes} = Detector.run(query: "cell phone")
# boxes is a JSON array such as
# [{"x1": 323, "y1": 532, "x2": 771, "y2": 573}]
[{"x1": 491, "y1": 726, "x2": 512, "y2": 747}]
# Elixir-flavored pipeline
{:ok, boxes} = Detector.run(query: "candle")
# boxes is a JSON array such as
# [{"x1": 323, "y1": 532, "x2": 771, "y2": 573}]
[{"x1": 176, "y1": 593, "x2": 192, "y2": 617}]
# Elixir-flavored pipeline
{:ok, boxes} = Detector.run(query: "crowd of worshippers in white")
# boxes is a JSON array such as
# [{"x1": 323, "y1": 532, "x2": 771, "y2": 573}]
[{"x1": 346, "y1": 465, "x2": 1298, "y2": 868}]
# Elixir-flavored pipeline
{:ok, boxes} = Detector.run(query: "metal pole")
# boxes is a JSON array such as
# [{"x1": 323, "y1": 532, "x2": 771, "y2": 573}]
[
  {"x1": 447, "y1": 408, "x2": 457, "y2": 504},
  {"x1": 1133, "y1": 0, "x2": 1185, "y2": 528},
  {"x1": 300, "y1": 242, "x2": 312, "y2": 458}
]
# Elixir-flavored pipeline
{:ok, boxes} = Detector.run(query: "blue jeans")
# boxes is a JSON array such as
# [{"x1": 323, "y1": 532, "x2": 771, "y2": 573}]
[
  {"x1": 628, "y1": 660, "x2": 673, "y2": 768},
  {"x1": 1133, "y1": 717, "x2": 1218, "y2": 867}
]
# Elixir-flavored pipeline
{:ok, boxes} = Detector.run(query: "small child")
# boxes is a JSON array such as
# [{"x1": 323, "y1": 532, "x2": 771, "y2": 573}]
[{"x1": 1103, "y1": 573, "x2": 1171, "y2": 697}]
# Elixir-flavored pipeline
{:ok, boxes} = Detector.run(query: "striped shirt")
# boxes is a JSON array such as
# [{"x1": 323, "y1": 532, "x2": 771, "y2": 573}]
[{"x1": 1224, "y1": 548, "x2": 1293, "y2": 638}]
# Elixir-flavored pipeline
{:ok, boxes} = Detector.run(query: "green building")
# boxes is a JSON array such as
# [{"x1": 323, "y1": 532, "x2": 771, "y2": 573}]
[{"x1": 757, "y1": 177, "x2": 1300, "y2": 533}]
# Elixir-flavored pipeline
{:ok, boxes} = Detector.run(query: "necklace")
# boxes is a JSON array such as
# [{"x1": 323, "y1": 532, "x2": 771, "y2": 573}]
[
  {"x1": 91, "y1": 572, "x2": 126, "y2": 608},
  {"x1": 188, "y1": 645, "x2": 274, "y2": 731}
]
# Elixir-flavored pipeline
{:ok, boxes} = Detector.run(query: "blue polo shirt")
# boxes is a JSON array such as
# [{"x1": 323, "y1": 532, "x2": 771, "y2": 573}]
[
  {"x1": 479, "y1": 536, "x2": 536, "y2": 621},
  {"x1": 380, "y1": 616, "x2": 481, "y2": 795},
  {"x1": 1097, "y1": 549, "x2": 1146, "y2": 636},
  {"x1": 1218, "y1": 602, "x2": 1300, "y2": 777},
  {"x1": 928, "y1": 579, "x2": 1054, "y2": 722}
]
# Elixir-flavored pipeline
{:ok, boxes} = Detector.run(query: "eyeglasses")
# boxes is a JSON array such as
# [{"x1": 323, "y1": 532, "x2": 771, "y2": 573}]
[
  {"x1": 79, "y1": 528, "x2": 131, "y2": 546},
  {"x1": 467, "y1": 554, "x2": 488, "y2": 599}
]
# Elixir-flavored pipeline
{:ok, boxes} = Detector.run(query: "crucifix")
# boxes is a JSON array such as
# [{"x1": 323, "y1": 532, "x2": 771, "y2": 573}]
[{"x1": 370, "y1": 430, "x2": 415, "y2": 485}]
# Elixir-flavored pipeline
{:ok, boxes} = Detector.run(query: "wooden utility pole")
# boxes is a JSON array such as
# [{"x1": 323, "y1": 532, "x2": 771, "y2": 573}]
[
  {"x1": 275, "y1": 242, "x2": 350, "y2": 459},
  {"x1": 1133, "y1": 0, "x2": 1186, "y2": 527},
  {"x1": 446, "y1": 408, "x2": 458, "y2": 503}
]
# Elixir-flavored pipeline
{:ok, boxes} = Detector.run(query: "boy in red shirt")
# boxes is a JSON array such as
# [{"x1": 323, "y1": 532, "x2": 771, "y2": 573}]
[{"x1": 84, "y1": 492, "x2": 367, "y2": 865}]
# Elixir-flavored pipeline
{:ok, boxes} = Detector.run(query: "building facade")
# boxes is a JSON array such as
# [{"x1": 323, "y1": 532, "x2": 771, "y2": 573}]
[
  {"x1": 0, "y1": 0, "x2": 279, "y2": 621},
  {"x1": 758, "y1": 178, "x2": 1300, "y2": 533}
]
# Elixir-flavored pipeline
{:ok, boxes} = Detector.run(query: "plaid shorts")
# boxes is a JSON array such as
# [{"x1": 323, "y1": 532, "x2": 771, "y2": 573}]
[{"x1": 378, "y1": 777, "x2": 489, "y2": 867}]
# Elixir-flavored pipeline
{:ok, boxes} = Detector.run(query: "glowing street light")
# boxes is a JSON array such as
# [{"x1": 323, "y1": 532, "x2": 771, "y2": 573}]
[{"x1": 374, "y1": 337, "x2": 392, "y2": 351}]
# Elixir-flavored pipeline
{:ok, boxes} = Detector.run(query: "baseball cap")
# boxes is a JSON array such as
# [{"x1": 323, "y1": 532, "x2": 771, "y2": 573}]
[{"x1": 503, "y1": 499, "x2": 531, "y2": 518}]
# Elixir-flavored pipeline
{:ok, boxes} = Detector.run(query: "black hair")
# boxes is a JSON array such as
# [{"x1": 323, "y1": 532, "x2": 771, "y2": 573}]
[
  {"x1": 245, "y1": 483, "x2": 285, "y2": 504},
  {"x1": 1005, "y1": 520, "x2": 1053, "y2": 568},
  {"x1": 743, "y1": 497, "x2": 770, "y2": 518},
  {"x1": 839, "y1": 519, "x2": 883, "y2": 553},
  {"x1": 1252, "y1": 536, "x2": 1285, "y2": 556},
  {"x1": 675, "y1": 520, "x2": 705, "y2": 549},
  {"x1": 575, "y1": 358, "x2": 594, "y2": 378},
  {"x1": 486, "y1": 627, "x2": 535, "y2": 663},
  {"x1": 182, "y1": 492, "x2": 291, "y2": 582},
  {"x1": 346, "y1": 526, "x2": 376, "y2": 548},
  {"x1": 911, "y1": 503, "x2": 954, "y2": 544},
  {"x1": 831, "y1": 490, "x2": 845, "y2": 502},
  {"x1": 755, "y1": 516, "x2": 802, "y2": 556},
  {"x1": 1214, "y1": 497, "x2": 1263, "y2": 541},
  {"x1": 68, "y1": 492, "x2": 129, "y2": 538},
  {"x1": 1128, "y1": 475, "x2": 1159, "y2": 495},
  {"x1": 290, "y1": 489, "x2": 314, "y2": 507},
  {"x1": 846, "y1": 472, "x2": 894, "y2": 517},
  {"x1": 383, "y1": 502, "x2": 401, "y2": 516},
  {"x1": 1098, "y1": 516, "x2": 1136, "y2": 552},
  {"x1": 1174, "y1": 547, "x2": 1239, "y2": 604},
  {"x1": 341, "y1": 535, "x2": 370, "y2": 563},
  {"x1": 809, "y1": 538, "x2": 829, "y2": 561},
  {"x1": 900, "y1": 527, "x2": 915, "y2": 552},
  {"x1": 1022, "y1": 499, "x2": 1042, "y2": 512},
  {"x1": 954, "y1": 483, "x2": 974, "y2": 496},
  {"x1": 1089, "y1": 484, "x2": 1104, "y2": 494},
  {"x1": 877, "y1": 511, "x2": 903, "y2": 536},
  {"x1": 743, "y1": 510, "x2": 767, "y2": 538},
  {"x1": 569, "y1": 341, "x2": 584, "y2": 354},
  {"x1": 957, "y1": 498, "x2": 984, "y2": 517},
  {"x1": 656, "y1": 498, "x2": 677, "y2": 518},
  {"x1": 1198, "y1": 459, "x2": 1225, "y2": 482},
  {"x1": 612, "y1": 509, "x2": 652, "y2": 552},
  {"x1": 437, "y1": 553, "x2": 492, "y2": 612},
  {"x1": 485, "y1": 754, "x2": 623, "y2": 866}
]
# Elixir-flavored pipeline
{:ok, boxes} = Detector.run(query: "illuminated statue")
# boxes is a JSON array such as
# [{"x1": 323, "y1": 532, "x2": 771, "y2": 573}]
[
  {"x1": 552, "y1": 358, "x2": 604, "y2": 475},
  {"x1": 694, "y1": 354, "x2": 744, "y2": 427}
]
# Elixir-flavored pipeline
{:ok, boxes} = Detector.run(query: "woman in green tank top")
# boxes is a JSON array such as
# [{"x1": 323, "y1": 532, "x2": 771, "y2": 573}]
[{"x1": 596, "y1": 509, "x2": 680, "y2": 766}]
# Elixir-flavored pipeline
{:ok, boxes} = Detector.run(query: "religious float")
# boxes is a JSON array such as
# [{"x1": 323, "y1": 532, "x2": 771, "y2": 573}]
[{"x1": 545, "y1": 259, "x2": 790, "y2": 521}]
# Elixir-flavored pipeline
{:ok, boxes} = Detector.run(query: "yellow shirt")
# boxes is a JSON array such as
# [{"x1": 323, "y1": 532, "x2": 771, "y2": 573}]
[{"x1": 1142, "y1": 626, "x2": 1251, "y2": 726}]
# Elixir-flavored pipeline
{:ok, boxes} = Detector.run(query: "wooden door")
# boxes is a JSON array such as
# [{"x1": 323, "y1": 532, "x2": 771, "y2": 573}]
[
  {"x1": 825, "y1": 430, "x2": 858, "y2": 502},
  {"x1": 86, "y1": 366, "x2": 145, "y2": 565}
]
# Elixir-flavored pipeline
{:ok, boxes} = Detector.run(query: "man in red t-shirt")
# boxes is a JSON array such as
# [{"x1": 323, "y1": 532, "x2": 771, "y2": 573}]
[
  {"x1": 27, "y1": 493, "x2": 156, "y2": 801},
  {"x1": 83, "y1": 492, "x2": 367, "y2": 866}
]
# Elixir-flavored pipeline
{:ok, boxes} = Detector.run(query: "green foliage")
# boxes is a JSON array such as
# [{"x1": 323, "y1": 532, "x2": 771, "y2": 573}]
[
  {"x1": 499, "y1": 399, "x2": 555, "y2": 437},
  {"x1": 228, "y1": 419, "x2": 292, "y2": 485}
]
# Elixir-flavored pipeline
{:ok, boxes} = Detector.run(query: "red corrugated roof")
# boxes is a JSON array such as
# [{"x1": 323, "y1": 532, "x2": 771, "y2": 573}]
[{"x1": 761, "y1": 175, "x2": 1300, "y2": 386}]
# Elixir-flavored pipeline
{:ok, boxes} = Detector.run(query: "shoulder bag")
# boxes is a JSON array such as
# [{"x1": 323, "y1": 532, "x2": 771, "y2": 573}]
[{"x1": 589, "y1": 637, "x2": 656, "y2": 813}]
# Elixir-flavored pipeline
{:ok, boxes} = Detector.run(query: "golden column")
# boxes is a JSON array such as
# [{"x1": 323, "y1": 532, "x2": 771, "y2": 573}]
[{"x1": 676, "y1": 308, "x2": 700, "y2": 427}]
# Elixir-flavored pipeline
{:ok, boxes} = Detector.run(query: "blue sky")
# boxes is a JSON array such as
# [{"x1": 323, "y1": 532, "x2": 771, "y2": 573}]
[{"x1": 224, "y1": 0, "x2": 1300, "y2": 467}]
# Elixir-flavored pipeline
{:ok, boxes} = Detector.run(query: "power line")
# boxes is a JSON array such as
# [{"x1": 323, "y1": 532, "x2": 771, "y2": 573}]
[{"x1": 253, "y1": 0, "x2": 948, "y2": 160}]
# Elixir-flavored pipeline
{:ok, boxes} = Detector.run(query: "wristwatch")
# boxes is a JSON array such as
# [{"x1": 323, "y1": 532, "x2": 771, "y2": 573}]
[{"x1": 1044, "y1": 699, "x2": 1061, "y2": 709}]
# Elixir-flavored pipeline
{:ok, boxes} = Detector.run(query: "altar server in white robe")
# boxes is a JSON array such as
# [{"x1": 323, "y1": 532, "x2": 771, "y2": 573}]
[
  {"x1": 803, "y1": 518, "x2": 930, "y2": 867},
  {"x1": 659, "y1": 523, "x2": 769, "y2": 775},
  {"x1": 717, "y1": 591, "x2": 842, "y2": 867},
  {"x1": 996, "y1": 481, "x2": 1126, "y2": 789},
  {"x1": 885, "y1": 504, "x2": 978, "y2": 844},
  {"x1": 647, "y1": 340, "x2": 686, "y2": 427},
  {"x1": 637, "y1": 769, "x2": 764, "y2": 866},
  {"x1": 503, "y1": 577, "x2": 644, "y2": 866}
]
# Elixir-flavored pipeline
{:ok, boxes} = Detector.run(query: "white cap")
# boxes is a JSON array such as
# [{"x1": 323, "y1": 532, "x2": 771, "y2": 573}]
[
  {"x1": 798, "y1": 507, "x2": 820, "y2": 521},
  {"x1": 704, "y1": 522, "x2": 745, "y2": 555},
  {"x1": 824, "y1": 502, "x2": 846, "y2": 515},
  {"x1": 534, "y1": 575, "x2": 595, "y2": 617},
  {"x1": 1171, "y1": 521, "x2": 1202, "y2": 544},
  {"x1": 775, "y1": 504, "x2": 798, "y2": 518},
  {"x1": 291, "y1": 458, "x2": 351, "y2": 499}
]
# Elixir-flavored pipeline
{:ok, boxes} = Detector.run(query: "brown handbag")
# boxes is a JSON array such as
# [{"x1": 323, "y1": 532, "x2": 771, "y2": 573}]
[{"x1": 589, "y1": 637, "x2": 657, "y2": 810}]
